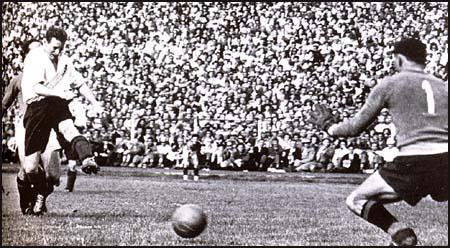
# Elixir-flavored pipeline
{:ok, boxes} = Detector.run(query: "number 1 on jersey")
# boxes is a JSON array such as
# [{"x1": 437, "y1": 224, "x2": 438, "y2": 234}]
[{"x1": 421, "y1": 80, "x2": 435, "y2": 114}]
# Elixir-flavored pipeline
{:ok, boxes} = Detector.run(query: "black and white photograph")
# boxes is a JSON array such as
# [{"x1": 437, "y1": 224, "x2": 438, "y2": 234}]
[{"x1": 2, "y1": 2, "x2": 448, "y2": 246}]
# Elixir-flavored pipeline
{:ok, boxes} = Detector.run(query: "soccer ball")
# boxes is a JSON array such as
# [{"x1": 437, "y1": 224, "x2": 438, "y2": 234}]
[{"x1": 171, "y1": 204, "x2": 207, "y2": 238}]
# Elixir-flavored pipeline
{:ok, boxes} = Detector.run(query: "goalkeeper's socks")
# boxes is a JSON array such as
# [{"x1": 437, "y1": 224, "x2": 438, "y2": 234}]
[{"x1": 361, "y1": 200, "x2": 397, "y2": 232}]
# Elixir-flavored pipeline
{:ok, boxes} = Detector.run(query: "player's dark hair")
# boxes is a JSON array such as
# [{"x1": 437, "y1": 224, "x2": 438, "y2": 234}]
[
  {"x1": 45, "y1": 26, "x2": 68, "y2": 43},
  {"x1": 21, "y1": 38, "x2": 40, "y2": 59},
  {"x1": 392, "y1": 38, "x2": 427, "y2": 65}
]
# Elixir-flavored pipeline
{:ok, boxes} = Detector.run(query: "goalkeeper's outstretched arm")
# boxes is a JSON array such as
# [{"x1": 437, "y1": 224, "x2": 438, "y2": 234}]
[{"x1": 328, "y1": 80, "x2": 389, "y2": 137}]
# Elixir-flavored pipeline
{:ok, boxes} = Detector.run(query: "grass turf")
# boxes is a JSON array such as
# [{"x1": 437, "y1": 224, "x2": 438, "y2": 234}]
[{"x1": 2, "y1": 164, "x2": 448, "y2": 246}]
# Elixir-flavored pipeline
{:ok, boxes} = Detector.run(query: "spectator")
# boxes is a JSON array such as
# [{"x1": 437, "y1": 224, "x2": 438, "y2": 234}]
[
  {"x1": 374, "y1": 112, "x2": 397, "y2": 137},
  {"x1": 287, "y1": 139, "x2": 302, "y2": 172},
  {"x1": 156, "y1": 140, "x2": 173, "y2": 168},
  {"x1": 2, "y1": 2, "x2": 447, "y2": 174},
  {"x1": 266, "y1": 138, "x2": 289, "y2": 172},
  {"x1": 219, "y1": 139, "x2": 237, "y2": 170},
  {"x1": 379, "y1": 137, "x2": 400, "y2": 163},
  {"x1": 141, "y1": 137, "x2": 159, "y2": 168},
  {"x1": 293, "y1": 139, "x2": 317, "y2": 172},
  {"x1": 123, "y1": 137, "x2": 146, "y2": 168},
  {"x1": 331, "y1": 139, "x2": 350, "y2": 170},
  {"x1": 314, "y1": 137, "x2": 335, "y2": 172},
  {"x1": 364, "y1": 143, "x2": 384, "y2": 173},
  {"x1": 231, "y1": 143, "x2": 251, "y2": 171},
  {"x1": 210, "y1": 134, "x2": 226, "y2": 169},
  {"x1": 330, "y1": 144, "x2": 362, "y2": 173}
]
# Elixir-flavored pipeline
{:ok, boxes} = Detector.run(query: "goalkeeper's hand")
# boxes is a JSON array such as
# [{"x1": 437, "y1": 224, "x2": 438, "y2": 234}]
[{"x1": 306, "y1": 104, "x2": 339, "y2": 131}]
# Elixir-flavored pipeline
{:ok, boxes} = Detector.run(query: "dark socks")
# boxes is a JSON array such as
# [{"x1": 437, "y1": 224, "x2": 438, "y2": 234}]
[
  {"x1": 16, "y1": 177, "x2": 35, "y2": 213},
  {"x1": 361, "y1": 200, "x2": 397, "y2": 232},
  {"x1": 71, "y1": 135, "x2": 93, "y2": 162},
  {"x1": 65, "y1": 170, "x2": 77, "y2": 192},
  {"x1": 25, "y1": 168, "x2": 47, "y2": 196}
]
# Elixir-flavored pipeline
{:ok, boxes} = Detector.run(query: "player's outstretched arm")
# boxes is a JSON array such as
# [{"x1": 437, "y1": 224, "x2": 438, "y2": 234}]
[{"x1": 308, "y1": 80, "x2": 389, "y2": 137}]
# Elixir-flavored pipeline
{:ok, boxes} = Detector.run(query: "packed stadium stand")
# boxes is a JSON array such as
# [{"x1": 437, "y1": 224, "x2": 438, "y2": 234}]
[{"x1": 2, "y1": 2, "x2": 448, "y2": 172}]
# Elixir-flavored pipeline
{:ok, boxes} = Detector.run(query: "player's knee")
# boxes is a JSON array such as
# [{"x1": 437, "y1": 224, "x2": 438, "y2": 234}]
[
  {"x1": 345, "y1": 192, "x2": 358, "y2": 213},
  {"x1": 22, "y1": 154, "x2": 40, "y2": 174},
  {"x1": 22, "y1": 162, "x2": 39, "y2": 174},
  {"x1": 58, "y1": 119, "x2": 80, "y2": 141}
]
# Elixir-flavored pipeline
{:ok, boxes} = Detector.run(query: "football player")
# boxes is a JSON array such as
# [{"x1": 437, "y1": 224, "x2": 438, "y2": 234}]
[
  {"x1": 307, "y1": 38, "x2": 447, "y2": 246},
  {"x1": 2, "y1": 39, "x2": 61, "y2": 215},
  {"x1": 64, "y1": 98, "x2": 98, "y2": 193},
  {"x1": 21, "y1": 26, "x2": 103, "y2": 215},
  {"x1": 181, "y1": 134, "x2": 202, "y2": 181}
]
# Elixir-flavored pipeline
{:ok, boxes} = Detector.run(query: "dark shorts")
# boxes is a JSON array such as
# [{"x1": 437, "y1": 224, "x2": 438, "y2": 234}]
[
  {"x1": 379, "y1": 152, "x2": 448, "y2": 206},
  {"x1": 23, "y1": 97, "x2": 73, "y2": 156}
]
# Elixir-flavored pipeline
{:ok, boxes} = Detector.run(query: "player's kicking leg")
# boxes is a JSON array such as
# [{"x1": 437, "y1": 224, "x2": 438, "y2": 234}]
[
  {"x1": 57, "y1": 119, "x2": 99, "y2": 173},
  {"x1": 345, "y1": 171, "x2": 417, "y2": 246}
]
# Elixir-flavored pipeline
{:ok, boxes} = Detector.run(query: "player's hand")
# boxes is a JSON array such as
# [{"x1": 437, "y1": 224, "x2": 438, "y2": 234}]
[{"x1": 306, "y1": 104, "x2": 339, "y2": 131}]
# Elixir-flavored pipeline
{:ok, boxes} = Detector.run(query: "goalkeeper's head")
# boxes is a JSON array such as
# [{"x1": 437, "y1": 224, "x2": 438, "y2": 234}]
[{"x1": 392, "y1": 37, "x2": 427, "y2": 67}]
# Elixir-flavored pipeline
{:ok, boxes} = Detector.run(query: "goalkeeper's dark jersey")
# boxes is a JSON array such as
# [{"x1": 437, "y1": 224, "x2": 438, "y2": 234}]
[{"x1": 330, "y1": 69, "x2": 448, "y2": 156}]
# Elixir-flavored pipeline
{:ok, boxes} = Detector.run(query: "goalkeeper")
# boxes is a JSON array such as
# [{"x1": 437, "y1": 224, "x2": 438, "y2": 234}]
[{"x1": 306, "y1": 38, "x2": 447, "y2": 246}]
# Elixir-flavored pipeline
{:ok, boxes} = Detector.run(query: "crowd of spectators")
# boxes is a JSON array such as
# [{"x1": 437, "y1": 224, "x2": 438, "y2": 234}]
[{"x1": 2, "y1": 2, "x2": 448, "y2": 174}]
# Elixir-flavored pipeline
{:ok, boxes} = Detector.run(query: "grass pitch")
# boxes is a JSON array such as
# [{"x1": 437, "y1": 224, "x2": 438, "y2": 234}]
[{"x1": 2, "y1": 164, "x2": 448, "y2": 246}]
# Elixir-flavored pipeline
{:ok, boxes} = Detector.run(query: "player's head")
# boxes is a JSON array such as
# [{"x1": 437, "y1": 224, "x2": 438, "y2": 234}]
[
  {"x1": 392, "y1": 38, "x2": 427, "y2": 69},
  {"x1": 21, "y1": 38, "x2": 41, "y2": 59},
  {"x1": 45, "y1": 26, "x2": 68, "y2": 59}
]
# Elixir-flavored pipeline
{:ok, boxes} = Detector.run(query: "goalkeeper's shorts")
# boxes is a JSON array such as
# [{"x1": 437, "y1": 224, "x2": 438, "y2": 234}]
[{"x1": 379, "y1": 152, "x2": 448, "y2": 206}]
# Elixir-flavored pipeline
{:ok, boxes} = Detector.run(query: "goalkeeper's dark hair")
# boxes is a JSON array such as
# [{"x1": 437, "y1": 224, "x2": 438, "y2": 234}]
[
  {"x1": 45, "y1": 26, "x2": 68, "y2": 43},
  {"x1": 21, "y1": 39, "x2": 41, "y2": 59},
  {"x1": 393, "y1": 38, "x2": 427, "y2": 65}
]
